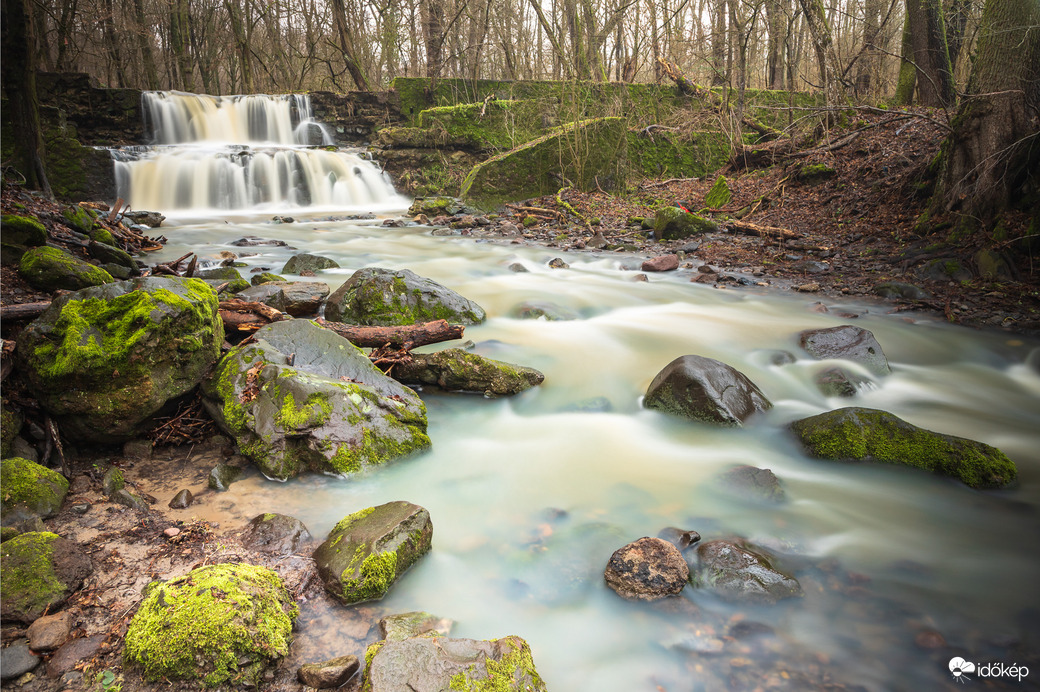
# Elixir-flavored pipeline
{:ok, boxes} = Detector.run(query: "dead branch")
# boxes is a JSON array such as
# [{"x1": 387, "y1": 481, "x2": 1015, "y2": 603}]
[
  {"x1": 218, "y1": 300, "x2": 286, "y2": 333},
  {"x1": 317, "y1": 318, "x2": 464, "y2": 351},
  {"x1": 725, "y1": 219, "x2": 802, "y2": 240},
  {"x1": 505, "y1": 204, "x2": 563, "y2": 219},
  {"x1": 1, "y1": 301, "x2": 51, "y2": 321}
]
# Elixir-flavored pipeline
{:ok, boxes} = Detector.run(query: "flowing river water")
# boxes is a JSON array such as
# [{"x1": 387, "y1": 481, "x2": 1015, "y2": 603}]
[{"x1": 116, "y1": 93, "x2": 1040, "y2": 691}]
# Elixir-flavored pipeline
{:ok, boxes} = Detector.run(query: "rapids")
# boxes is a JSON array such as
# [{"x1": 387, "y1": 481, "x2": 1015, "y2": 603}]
[{"x1": 118, "y1": 92, "x2": 1040, "y2": 691}]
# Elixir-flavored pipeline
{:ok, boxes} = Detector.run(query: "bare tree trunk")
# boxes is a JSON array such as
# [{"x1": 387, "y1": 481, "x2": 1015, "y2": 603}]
[
  {"x1": 855, "y1": 0, "x2": 884, "y2": 95},
  {"x1": 330, "y1": 0, "x2": 372, "y2": 89},
  {"x1": 132, "y1": 0, "x2": 161, "y2": 88},
  {"x1": 711, "y1": 0, "x2": 727, "y2": 85},
  {"x1": 937, "y1": 0, "x2": 1040, "y2": 224},
  {"x1": 904, "y1": 0, "x2": 954, "y2": 106},
  {"x1": 765, "y1": 0, "x2": 788, "y2": 89},
  {"x1": 169, "y1": 0, "x2": 195, "y2": 91},
  {"x1": 225, "y1": 0, "x2": 255, "y2": 92}
]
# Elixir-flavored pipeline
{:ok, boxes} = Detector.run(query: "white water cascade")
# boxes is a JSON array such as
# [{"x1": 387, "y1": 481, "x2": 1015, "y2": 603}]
[{"x1": 113, "y1": 91, "x2": 405, "y2": 215}]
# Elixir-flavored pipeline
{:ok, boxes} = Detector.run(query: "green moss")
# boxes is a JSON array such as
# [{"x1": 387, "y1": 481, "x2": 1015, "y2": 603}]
[
  {"x1": 795, "y1": 163, "x2": 837, "y2": 181},
  {"x1": 1, "y1": 457, "x2": 69, "y2": 523},
  {"x1": 0, "y1": 532, "x2": 67, "y2": 616},
  {"x1": 340, "y1": 550, "x2": 399, "y2": 602},
  {"x1": 89, "y1": 227, "x2": 115, "y2": 245},
  {"x1": 250, "y1": 272, "x2": 286, "y2": 286},
  {"x1": 704, "y1": 175, "x2": 732, "y2": 209},
  {"x1": 791, "y1": 407, "x2": 1017, "y2": 489},
  {"x1": 19, "y1": 246, "x2": 114, "y2": 290},
  {"x1": 1, "y1": 405, "x2": 23, "y2": 457},
  {"x1": 275, "y1": 391, "x2": 333, "y2": 430},
  {"x1": 123, "y1": 563, "x2": 297, "y2": 687},
  {"x1": 447, "y1": 638, "x2": 545, "y2": 691},
  {"x1": 330, "y1": 506, "x2": 377, "y2": 535},
  {"x1": 62, "y1": 205, "x2": 98, "y2": 234},
  {"x1": 1, "y1": 214, "x2": 47, "y2": 247}
]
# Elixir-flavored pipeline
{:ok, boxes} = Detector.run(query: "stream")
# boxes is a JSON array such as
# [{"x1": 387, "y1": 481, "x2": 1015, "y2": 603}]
[{"x1": 116, "y1": 92, "x2": 1040, "y2": 691}]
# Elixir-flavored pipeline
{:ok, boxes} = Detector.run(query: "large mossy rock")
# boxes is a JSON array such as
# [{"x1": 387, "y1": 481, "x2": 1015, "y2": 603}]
[
  {"x1": 313, "y1": 501, "x2": 432, "y2": 605},
  {"x1": 325, "y1": 267, "x2": 486, "y2": 326},
  {"x1": 281, "y1": 252, "x2": 340, "y2": 274},
  {"x1": 123, "y1": 563, "x2": 297, "y2": 687},
  {"x1": 363, "y1": 634, "x2": 546, "y2": 692},
  {"x1": 1, "y1": 458, "x2": 69, "y2": 526},
  {"x1": 201, "y1": 319, "x2": 430, "y2": 481},
  {"x1": 1, "y1": 214, "x2": 48, "y2": 264},
  {"x1": 643, "y1": 355, "x2": 772, "y2": 426},
  {"x1": 654, "y1": 206, "x2": 719, "y2": 241},
  {"x1": 392, "y1": 349, "x2": 544, "y2": 396},
  {"x1": 694, "y1": 538, "x2": 802, "y2": 605},
  {"x1": 18, "y1": 246, "x2": 115, "y2": 291},
  {"x1": 16, "y1": 277, "x2": 223, "y2": 443},
  {"x1": 798, "y1": 325, "x2": 891, "y2": 376},
  {"x1": 460, "y1": 117, "x2": 627, "y2": 210},
  {"x1": 789, "y1": 407, "x2": 1017, "y2": 489},
  {"x1": 0, "y1": 532, "x2": 93, "y2": 623},
  {"x1": 407, "y1": 196, "x2": 464, "y2": 217}
]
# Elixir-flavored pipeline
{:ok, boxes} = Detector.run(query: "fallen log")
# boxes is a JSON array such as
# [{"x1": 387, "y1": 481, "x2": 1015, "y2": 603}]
[
  {"x1": 218, "y1": 300, "x2": 286, "y2": 333},
  {"x1": 725, "y1": 220, "x2": 802, "y2": 240},
  {"x1": 1, "y1": 301, "x2": 51, "y2": 321},
  {"x1": 317, "y1": 318, "x2": 464, "y2": 351}
]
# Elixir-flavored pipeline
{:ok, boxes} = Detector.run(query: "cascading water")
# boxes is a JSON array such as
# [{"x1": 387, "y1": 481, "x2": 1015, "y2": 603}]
[{"x1": 113, "y1": 91, "x2": 405, "y2": 214}]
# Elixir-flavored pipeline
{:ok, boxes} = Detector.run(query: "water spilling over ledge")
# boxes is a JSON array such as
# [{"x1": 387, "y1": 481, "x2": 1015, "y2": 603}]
[{"x1": 113, "y1": 91, "x2": 407, "y2": 215}]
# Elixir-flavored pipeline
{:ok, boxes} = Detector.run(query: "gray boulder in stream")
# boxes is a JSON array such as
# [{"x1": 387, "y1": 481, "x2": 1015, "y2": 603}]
[
  {"x1": 325, "y1": 267, "x2": 486, "y2": 326},
  {"x1": 798, "y1": 325, "x2": 890, "y2": 376},
  {"x1": 363, "y1": 635, "x2": 547, "y2": 692},
  {"x1": 789, "y1": 407, "x2": 1017, "y2": 489},
  {"x1": 643, "y1": 355, "x2": 772, "y2": 426},
  {"x1": 201, "y1": 319, "x2": 430, "y2": 481},
  {"x1": 313, "y1": 501, "x2": 432, "y2": 605},
  {"x1": 392, "y1": 349, "x2": 544, "y2": 396},
  {"x1": 694, "y1": 538, "x2": 802, "y2": 605},
  {"x1": 16, "y1": 277, "x2": 223, "y2": 443}
]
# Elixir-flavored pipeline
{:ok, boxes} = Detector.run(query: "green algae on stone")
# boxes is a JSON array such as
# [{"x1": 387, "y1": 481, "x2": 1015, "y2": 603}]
[
  {"x1": 653, "y1": 206, "x2": 719, "y2": 241},
  {"x1": 0, "y1": 531, "x2": 93, "y2": 623},
  {"x1": 250, "y1": 271, "x2": 286, "y2": 286},
  {"x1": 1, "y1": 214, "x2": 47, "y2": 248},
  {"x1": 19, "y1": 246, "x2": 115, "y2": 291},
  {"x1": 61, "y1": 205, "x2": 98, "y2": 234},
  {"x1": 326, "y1": 267, "x2": 486, "y2": 326},
  {"x1": 123, "y1": 563, "x2": 297, "y2": 687},
  {"x1": 0, "y1": 457, "x2": 69, "y2": 526},
  {"x1": 1, "y1": 405, "x2": 23, "y2": 457},
  {"x1": 790, "y1": 407, "x2": 1017, "y2": 489},
  {"x1": 704, "y1": 175, "x2": 732, "y2": 209},
  {"x1": 16, "y1": 277, "x2": 223, "y2": 443},
  {"x1": 313, "y1": 501, "x2": 433, "y2": 605},
  {"x1": 391, "y1": 349, "x2": 544, "y2": 396}
]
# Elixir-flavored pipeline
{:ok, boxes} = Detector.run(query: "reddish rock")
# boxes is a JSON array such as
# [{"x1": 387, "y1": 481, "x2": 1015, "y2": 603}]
[
  {"x1": 642, "y1": 254, "x2": 680, "y2": 272},
  {"x1": 604, "y1": 537, "x2": 689, "y2": 601}
]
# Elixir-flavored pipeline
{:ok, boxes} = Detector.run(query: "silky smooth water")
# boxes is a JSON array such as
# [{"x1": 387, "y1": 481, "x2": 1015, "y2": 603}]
[{"x1": 149, "y1": 212, "x2": 1040, "y2": 691}]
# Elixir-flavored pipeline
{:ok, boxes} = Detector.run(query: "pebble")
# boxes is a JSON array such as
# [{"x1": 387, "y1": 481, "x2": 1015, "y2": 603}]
[
  {"x1": 0, "y1": 641, "x2": 40, "y2": 681},
  {"x1": 794, "y1": 282, "x2": 821, "y2": 292},
  {"x1": 164, "y1": 528, "x2": 181, "y2": 538}
]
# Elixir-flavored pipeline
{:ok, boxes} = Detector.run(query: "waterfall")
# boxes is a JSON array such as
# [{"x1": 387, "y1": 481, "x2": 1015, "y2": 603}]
[{"x1": 115, "y1": 91, "x2": 405, "y2": 214}]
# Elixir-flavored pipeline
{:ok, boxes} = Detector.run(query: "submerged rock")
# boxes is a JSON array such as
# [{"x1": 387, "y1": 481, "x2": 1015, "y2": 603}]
[
  {"x1": 0, "y1": 457, "x2": 69, "y2": 526},
  {"x1": 325, "y1": 267, "x2": 486, "y2": 326},
  {"x1": 379, "y1": 611, "x2": 454, "y2": 642},
  {"x1": 391, "y1": 348, "x2": 544, "y2": 396},
  {"x1": 313, "y1": 501, "x2": 433, "y2": 605},
  {"x1": 510, "y1": 301, "x2": 578, "y2": 321},
  {"x1": 716, "y1": 465, "x2": 786, "y2": 502},
  {"x1": 0, "y1": 531, "x2": 93, "y2": 623},
  {"x1": 123, "y1": 563, "x2": 297, "y2": 687},
  {"x1": 814, "y1": 367, "x2": 863, "y2": 398},
  {"x1": 16, "y1": 277, "x2": 223, "y2": 443},
  {"x1": 798, "y1": 325, "x2": 890, "y2": 376},
  {"x1": 695, "y1": 538, "x2": 802, "y2": 604},
  {"x1": 604, "y1": 537, "x2": 689, "y2": 601},
  {"x1": 789, "y1": 407, "x2": 1017, "y2": 489},
  {"x1": 207, "y1": 464, "x2": 241, "y2": 491},
  {"x1": 364, "y1": 635, "x2": 547, "y2": 692},
  {"x1": 874, "y1": 281, "x2": 932, "y2": 301},
  {"x1": 201, "y1": 319, "x2": 430, "y2": 481},
  {"x1": 643, "y1": 355, "x2": 772, "y2": 426},
  {"x1": 297, "y1": 655, "x2": 359, "y2": 689},
  {"x1": 241, "y1": 513, "x2": 311, "y2": 555}
]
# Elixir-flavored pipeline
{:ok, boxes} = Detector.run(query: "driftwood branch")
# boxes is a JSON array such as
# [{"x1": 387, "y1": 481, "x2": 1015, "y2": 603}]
[
  {"x1": 218, "y1": 300, "x2": 286, "y2": 333},
  {"x1": 1, "y1": 301, "x2": 51, "y2": 321},
  {"x1": 725, "y1": 219, "x2": 802, "y2": 239},
  {"x1": 318, "y1": 318, "x2": 464, "y2": 351}
]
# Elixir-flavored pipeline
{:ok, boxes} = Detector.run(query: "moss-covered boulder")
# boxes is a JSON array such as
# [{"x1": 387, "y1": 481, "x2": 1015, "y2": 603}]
[
  {"x1": 201, "y1": 319, "x2": 430, "y2": 481},
  {"x1": 407, "y1": 196, "x2": 464, "y2": 217},
  {"x1": 61, "y1": 205, "x2": 98, "y2": 234},
  {"x1": 123, "y1": 563, "x2": 297, "y2": 687},
  {"x1": 313, "y1": 501, "x2": 432, "y2": 605},
  {"x1": 1, "y1": 214, "x2": 48, "y2": 264},
  {"x1": 790, "y1": 407, "x2": 1018, "y2": 489},
  {"x1": 18, "y1": 246, "x2": 115, "y2": 292},
  {"x1": 87, "y1": 240, "x2": 137, "y2": 273},
  {"x1": 391, "y1": 348, "x2": 544, "y2": 396},
  {"x1": 251, "y1": 271, "x2": 286, "y2": 286},
  {"x1": 654, "y1": 206, "x2": 719, "y2": 241},
  {"x1": 644, "y1": 355, "x2": 772, "y2": 426},
  {"x1": 16, "y1": 277, "x2": 223, "y2": 443},
  {"x1": 460, "y1": 117, "x2": 627, "y2": 210},
  {"x1": 1, "y1": 458, "x2": 69, "y2": 526},
  {"x1": 704, "y1": 175, "x2": 732, "y2": 208},
  {"x1": 363, "y1": 634, "x2": 546, "y2": 692},
  {"x1": 325, "y1": 267, "x2": 486, "y2": 326},
  {"x1": 0, "y1": 532, "x2": 92, "y2": 623},
  {"x1": 196, "y1": 266, "x2": 249, "y2": 294}
]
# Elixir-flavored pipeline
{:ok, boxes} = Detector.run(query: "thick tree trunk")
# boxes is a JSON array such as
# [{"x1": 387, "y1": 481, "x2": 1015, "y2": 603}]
[
  {"x1": 938, "y1": 0, "x2": 1040, "y2": 223},
  {"x1": 330, "y1": 0, "x2": 371, "y2": 90},
  {"x1": 905, "y1": 0, "x2": 954, "y2": 106},
  {"x1": 1, "y1": 0, "x2": 53, "y2": 198},
  {"x1": 765, "y1": 0, "x2": 788, "y2": 89},
  {"x1": 893, "y1": 11, "x2": 917, "y2": 104}
]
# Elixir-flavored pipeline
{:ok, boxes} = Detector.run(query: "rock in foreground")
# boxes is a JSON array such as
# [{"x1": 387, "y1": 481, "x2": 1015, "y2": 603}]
[
  {"x1": 643, "y1": 355, "x2": 772, "y2": 426},
  {"x1": 313, "y1": 501, "x2": 433, "y2": 605},
  {"x1": 0, "y1": 457, "x2": 69, "y2": 526},
  {"x1": 202, "y1": 319, "x2": 430, "y2": 481},
  {"x1": 604, "y1": 536, "x2": 689, "y2": 601},
  {"x1": 17, "y1": 277, "x2": 223, "y2": 443},
  {"x1": 790, "y1": 407, "x2": 1017, "y2": 489},
  {"x1": 364, "y1": 634, "x2": 547, "y2": 692},
  {"x1": 0, "y1": 532, "x2": 93, "y2": 623},
  {"x1": 123, "y1": 563, "x2": 297, "y2": 687},
  {"x1": 695, "y1": 539, "x2": 802, "y2": 604}
]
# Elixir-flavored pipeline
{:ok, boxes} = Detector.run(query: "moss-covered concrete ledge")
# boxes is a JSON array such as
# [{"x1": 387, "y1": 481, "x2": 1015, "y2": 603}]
[
  {"x1": 790, "y1": 407, "x2": 1018, "y2": 489},
  {"x1": 123, "y1": 562, "x2": 297, "y2": 687}
]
